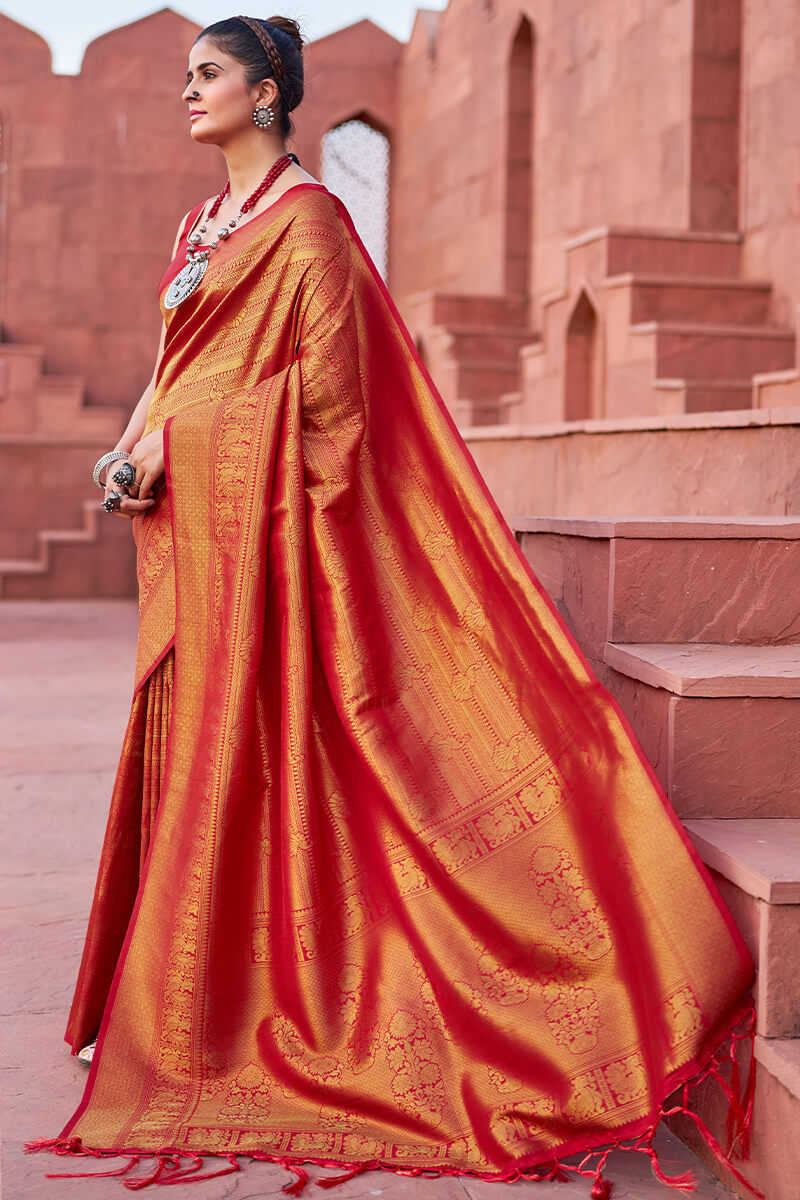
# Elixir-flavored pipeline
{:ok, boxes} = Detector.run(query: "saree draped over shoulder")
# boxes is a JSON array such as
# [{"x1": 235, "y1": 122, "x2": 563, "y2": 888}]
[{"x1": 49, "y1": 185, "x2": 752, "y2": 1187}]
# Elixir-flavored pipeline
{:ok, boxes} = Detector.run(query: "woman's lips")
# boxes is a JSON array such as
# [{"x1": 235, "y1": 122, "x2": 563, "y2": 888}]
[{"x1": 189, "y1": 111, "x2": 207, "y2": 122}]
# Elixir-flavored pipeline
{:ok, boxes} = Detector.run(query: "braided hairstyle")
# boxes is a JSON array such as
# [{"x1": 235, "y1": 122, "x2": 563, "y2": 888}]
[{"x1": 195, "y1": 15, "x2": 304, "y2": 139}]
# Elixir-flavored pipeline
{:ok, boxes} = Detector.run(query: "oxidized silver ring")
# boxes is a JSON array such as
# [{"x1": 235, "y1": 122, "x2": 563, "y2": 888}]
[
  {"x1": 102, "y1": 492, "x2": 122, "y2": 513},
  {"x1": 112, "y1": 461, "x2": 136, "y2": 489}
]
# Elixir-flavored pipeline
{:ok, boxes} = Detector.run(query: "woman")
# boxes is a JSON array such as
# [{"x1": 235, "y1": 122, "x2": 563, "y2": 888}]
[{"x1": 26, "y1": 14, "x2": 755, "y2": 1196}]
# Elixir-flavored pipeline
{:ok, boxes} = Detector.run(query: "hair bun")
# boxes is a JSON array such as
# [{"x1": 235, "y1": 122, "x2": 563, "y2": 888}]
[{"x1": 266, "y1": 16, "x2": 304, "y2": 54}]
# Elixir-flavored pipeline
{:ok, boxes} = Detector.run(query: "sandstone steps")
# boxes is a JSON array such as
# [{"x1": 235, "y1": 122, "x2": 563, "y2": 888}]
[{"x1": 515, "y1": 512, "x2": 800, "y2": 1198}]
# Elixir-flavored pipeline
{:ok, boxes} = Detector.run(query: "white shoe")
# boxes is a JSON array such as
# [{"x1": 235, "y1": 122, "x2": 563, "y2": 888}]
[{"x1": 77, "y1": 1040, "x2": 96, "y2": 1065}]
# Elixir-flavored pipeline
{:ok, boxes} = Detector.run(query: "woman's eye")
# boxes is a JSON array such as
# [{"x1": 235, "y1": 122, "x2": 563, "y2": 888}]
[{"x1": 203, "y1": 72, "x2": 216, "y2": 80}]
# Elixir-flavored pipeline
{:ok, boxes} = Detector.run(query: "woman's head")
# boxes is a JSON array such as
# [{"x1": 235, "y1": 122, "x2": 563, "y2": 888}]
[{"x1": 183, "y1": 15, "x2": 304, "y2": 145}]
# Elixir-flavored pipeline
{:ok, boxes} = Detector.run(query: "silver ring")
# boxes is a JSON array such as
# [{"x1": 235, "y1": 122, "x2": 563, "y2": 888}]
[
  {"x1": 102, "y1": 492, "x2": 122, "y2": 513},
  {"x1": 112, "y1": 462, "x2": 136, "y2": 489}
]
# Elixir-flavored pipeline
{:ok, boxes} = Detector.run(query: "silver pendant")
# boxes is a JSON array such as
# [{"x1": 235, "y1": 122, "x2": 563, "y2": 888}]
[{"x1": 164, "y1": 254, "x2": 209, "y2": 309}]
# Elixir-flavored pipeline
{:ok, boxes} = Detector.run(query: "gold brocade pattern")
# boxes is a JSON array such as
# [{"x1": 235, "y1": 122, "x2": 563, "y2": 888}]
[
  {"x1": 61, "y1": 185, "x2": 753, "y2": 1177},
  {"x1": 65, "y1": 652, "x2": 173, "y2": 1049}
]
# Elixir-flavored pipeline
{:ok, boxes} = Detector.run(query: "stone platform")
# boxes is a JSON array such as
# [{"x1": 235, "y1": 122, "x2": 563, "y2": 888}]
[{"x1": 0, "y1": 600, "x2": 734, "y2": 1198}]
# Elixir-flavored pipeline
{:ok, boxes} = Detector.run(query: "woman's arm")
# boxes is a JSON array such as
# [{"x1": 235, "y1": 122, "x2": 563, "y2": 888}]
[
  {"x1": 113, "y1": 320, "x2": 167, "y2": 455},
  {"x1": 104, "y1": 213, "x2": 191, "y2": 516}
]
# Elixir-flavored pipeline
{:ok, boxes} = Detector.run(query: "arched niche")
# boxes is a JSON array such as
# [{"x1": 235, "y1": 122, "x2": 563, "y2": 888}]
[
  {"x1": 321, "y1": 114, "x2": 391, "y2": 281},
  {"x1": 504, "y1": 15, "x2": 534, "y2": 297},
  {"x1": 564, "y1": 289, "x2": 600, "y2": 421}
]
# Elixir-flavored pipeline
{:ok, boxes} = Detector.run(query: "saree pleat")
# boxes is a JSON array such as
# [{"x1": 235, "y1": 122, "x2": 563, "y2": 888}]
[
  {"x1": 42, "y1": 184, "x2": 754, "y2": 1189},
  {"x1": 65, "y1": 650, "x2": 173, "y2": 1050}
]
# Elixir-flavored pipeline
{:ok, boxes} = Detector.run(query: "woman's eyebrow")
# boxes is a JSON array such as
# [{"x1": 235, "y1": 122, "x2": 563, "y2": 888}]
[{"x1": 186, "y1": 62, "x2": 225, "y2": 79}]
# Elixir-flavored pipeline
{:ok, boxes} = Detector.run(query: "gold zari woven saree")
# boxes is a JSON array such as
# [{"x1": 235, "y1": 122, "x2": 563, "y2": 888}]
[{"x1": 28, "y1": 185, "x2": 754, "y2": 1195}]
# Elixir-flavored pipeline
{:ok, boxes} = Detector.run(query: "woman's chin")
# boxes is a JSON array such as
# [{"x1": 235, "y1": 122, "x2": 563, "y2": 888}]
[{"x1": 189, "y1": 121, "x2": 218, "y2": 144}]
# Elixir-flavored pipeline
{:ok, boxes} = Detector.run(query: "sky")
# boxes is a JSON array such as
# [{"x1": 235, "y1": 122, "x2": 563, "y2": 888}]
[{"x1": 0, "y1": 0, "x2": 448, "y2": 74}]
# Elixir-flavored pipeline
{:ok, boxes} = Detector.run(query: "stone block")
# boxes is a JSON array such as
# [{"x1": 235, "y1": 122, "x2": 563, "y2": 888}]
[
  {"x1": 685, "y1": 819, "x2": 800, "y2": 1037},
  {"x1": 463, "y1": 418, "x2": 800, "y2": 521},
  {"x1": 671, "y1": 1037, "x2": 800, "y2": 1200},
  {"x1": 670, "y1": 693, "x2": 800, "y2": 818},
  {"x1": 518, "y1": 519, "x2": 800, "y2": 647}
]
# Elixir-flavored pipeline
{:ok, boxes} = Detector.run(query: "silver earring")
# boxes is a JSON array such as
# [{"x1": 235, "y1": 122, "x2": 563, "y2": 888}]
[{"x1": 253, "y1": 104, "x2": 275, "y2": 129}]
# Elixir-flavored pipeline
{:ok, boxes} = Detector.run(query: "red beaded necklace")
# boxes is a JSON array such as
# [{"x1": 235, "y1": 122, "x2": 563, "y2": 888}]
[{"x1": 164, "y1": 152, "x2": 293, "y2": 310}]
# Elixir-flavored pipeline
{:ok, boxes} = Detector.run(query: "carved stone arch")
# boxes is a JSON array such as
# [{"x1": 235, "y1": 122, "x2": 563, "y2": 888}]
[
  {"x1": 321, "y1": 110, "x2": 391, "y2": 282},
  {"x1": 564, "y1": 287, "x2": 601, "y2": 421},
  {"x1": 505, "y1": 14, "x2": 534, "y2": 298}
]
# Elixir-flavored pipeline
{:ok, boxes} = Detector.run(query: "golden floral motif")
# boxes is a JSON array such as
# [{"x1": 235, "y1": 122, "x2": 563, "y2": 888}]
[
  {"x1": 425, "y1": 730, "x2": 469, "y2": 762},
  {"x1": 271, "y1": 1013, "x2": 342, "y2": 1084},
  {"x1": 461, "y1": 599, "x2": 487, "y2": 631},
  {"x1": 530, "y1": 846, "x2": 612, "y2": 961},
  {"x1": 517, "y1": 767, "x2": 564, "y2": 823},
  {"x1": 477, "y1": 950, "x2": 535, "y2": 1006},
  {"x1": 604, "y1": 1053, "x2": 648, "y2": 1105},
  {"x1": 473, "y1": 798, "x2": 527, "y2": 849},
  {"x1": 412, "y1": 602, "x2": 436, "y2": 631},
  {"x1": 564, "y1": 1071, "x2": 608, "y2": 1123},
  {"x1": 390, "y1": 855, "x2": 429, "y2": 896},
  {"x1": 218, "y1": 1062, "x2": 272, "y2": 1122},
  {"x1": 486, "y1": 1065, "x2": 526, "y2": 1094},
  {"x1": 492, "y1": 730, "x2": 533, "y2": 772},
  {"x1": 544, "y1": 984, "x2": 601, "y2": 1053},
  {"x1": 444, "y1": 1136, "x2": 485, "y2": 1164},
  {"x1": 372, "y1": 529, "x2": 395, "y2": 559},
  {"x1": 451, "y1": 663, "x2": 480, "y2": 701},
  {"x1": 421, "y1": 529, "x2": 455, "y2": 560},
  {"x1": 666, "y1": 986, "x2": 704, "y2": 1045},
  {"x1": 430, "y1": 827, "x2": 481, "y2": 871},
  {"x1": 385, "y1": 1010, "x2": 447, "y2": 1127},
  {"x1": 341, "y1": 1132, "x2": 383, "y2": 1157}
]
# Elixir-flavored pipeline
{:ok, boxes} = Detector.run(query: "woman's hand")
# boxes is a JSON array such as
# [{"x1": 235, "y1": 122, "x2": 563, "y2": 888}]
[
  {"x1": 128, "y1": 428, "x2": 165, "y2": 502},
  {"x1": 102, "y1": 429, "x2": 164, "y2": 519}
]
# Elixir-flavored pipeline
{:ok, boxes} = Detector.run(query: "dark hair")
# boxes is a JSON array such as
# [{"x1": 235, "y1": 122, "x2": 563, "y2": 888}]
[{"x1": 196, "y1": 15, "x2": 304, "y2": 139}]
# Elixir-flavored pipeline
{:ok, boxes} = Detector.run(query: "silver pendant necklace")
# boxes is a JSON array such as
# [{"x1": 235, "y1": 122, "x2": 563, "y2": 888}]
[{"x1": 164, "y1": 153, "x2": 293, "y2": 310}]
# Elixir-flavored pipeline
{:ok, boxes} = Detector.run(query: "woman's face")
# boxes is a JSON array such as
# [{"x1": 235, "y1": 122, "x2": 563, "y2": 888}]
[{"x1": 181, "y1": 38, "x2": 271, "y2": 144}]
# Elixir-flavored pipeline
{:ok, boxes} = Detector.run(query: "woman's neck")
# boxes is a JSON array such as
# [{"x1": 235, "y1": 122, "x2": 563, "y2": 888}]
[{"x1": 219, "y1": 132, "x2": 287, "y2": 209}]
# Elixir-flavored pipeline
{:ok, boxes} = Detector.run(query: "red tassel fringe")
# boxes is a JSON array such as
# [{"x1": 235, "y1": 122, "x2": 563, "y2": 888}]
[
  {"x1": 317, "y1": 1164, "x2": 369, "y2": 1188},
  {"x1": 24, "y1": 1005, "x2": 764, "y2": 1196}
]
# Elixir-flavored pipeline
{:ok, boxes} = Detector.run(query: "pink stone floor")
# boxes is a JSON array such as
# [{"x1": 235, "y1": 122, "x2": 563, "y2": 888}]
[{"x1": 0, "y1": 601, "x2": 735, "y2": 1199}]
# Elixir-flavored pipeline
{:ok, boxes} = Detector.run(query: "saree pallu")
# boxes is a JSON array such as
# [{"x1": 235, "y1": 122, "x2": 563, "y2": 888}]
[{"x1": 31, "y1": 184, "x2": 754, "y2": 1193}]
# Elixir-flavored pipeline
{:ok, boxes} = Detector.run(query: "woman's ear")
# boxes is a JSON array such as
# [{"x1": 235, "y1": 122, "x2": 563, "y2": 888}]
[{"x1": 256, "y1": 77, "x2": 280, "y2": 109}]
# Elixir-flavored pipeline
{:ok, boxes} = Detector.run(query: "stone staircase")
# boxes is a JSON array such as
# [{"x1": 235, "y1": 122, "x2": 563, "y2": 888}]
[
  {"x1": 405, "y1": 291, "x2": 535, "y2": 425},
  {"x1": 403, "y1": 230, "x2": 800, "y2": 430},
  {"x1": 0, "y1": 342, "x2": 136, "y2": 598},
  {"x1": 514, "y1": 513, "x2": 800, "y2": 1200},
  {"x1": 505, "y1": 227, "x2": 797, "y2": 424}
]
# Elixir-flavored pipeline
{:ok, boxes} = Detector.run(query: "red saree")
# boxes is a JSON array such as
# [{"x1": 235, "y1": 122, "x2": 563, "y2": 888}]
[{"x1": 28, "y1": 184, "x2": 754, "y2": 1193}]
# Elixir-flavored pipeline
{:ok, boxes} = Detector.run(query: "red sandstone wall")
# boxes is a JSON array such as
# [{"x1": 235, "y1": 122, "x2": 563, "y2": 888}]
[
  {"x1": 0, "y1": 11, "x2": 231, "y2": 408},
  {"x1": 0, "y1": 11, "x2": 399, "y2": 410},
  {"x1": 739, "y1": 0, "x2": 800, "y2": 326},
  {"x1": 391, "y1": 0, "x2": 697, "y2": 314},
  {"x1": 4, "y1": 0, "x2": 800, "y2": 416}
]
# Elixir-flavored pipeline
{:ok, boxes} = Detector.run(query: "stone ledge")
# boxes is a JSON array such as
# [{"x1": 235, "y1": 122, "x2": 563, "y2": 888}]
[
  {"x1": 604, "y1": 273, "x2": 772, "y2": 291},
  {"x1": 512, "y1": 515, "x2": 800, "y2": 539},
  {"x1": 460, "y1": 406, "x2": 800, "y2": 440},
  {"x1": 755, "y1": 1037, "x2": 800, "y2": 1099},
  {"x1": 604, "y1": 642, "x2": 800, "y2": 697},
  {"x1": 630, "y1": 320, "x2": 794, "y2": 339},
  {"x1": 683, "y1": 819, "x2": 800, "y2": 904}
]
